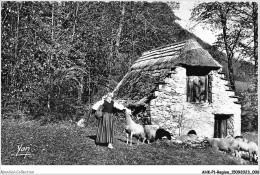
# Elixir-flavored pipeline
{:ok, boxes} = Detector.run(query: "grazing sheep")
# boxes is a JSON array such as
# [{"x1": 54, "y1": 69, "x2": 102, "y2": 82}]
[
  {"x1": 231, "y1": 137, "x2": 249, "y2": 157},
  {"x1": 248, "y1": 141, "x2": 258, "y2": 162},
  {"x1": 125, "y1": 109, "x2": 145, "y2": 146},
  {"x1": 204, "y1": 137, "x2": 235, "y2": 152},
  {"x1": 187, "y1": 130, "x2": 197, "y2": 135},
  {"x1": 155, "y1": 128, "x2": 172, "y2": 141},
  {"x1": 177, "y1": 134, "x2": 198, "y2": 142},
  {"x1": 77, "y1": 118, "x2": 85, "y2": 127},
  {"x1": 231, "y1": 138, "x2": 258, "y2": 162},
  {"x1": 144, "y1": 125, "x2": 160, "y2": 144}
]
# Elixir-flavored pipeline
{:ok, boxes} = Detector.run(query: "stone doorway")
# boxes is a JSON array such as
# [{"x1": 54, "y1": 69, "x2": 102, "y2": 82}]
[{"x1": 214, "y1": 114, "x2": 232, "y2": 138}]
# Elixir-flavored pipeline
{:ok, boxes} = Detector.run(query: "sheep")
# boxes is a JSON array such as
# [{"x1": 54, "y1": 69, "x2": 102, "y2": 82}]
[
  {"x1": 177, "y1": 134, "x2": 198, "y2": 143},
  {"x1": 230, "y1": 137, "x2": 249, "y2": 157},
  {"x1": 231, "y1": 138, "x2": 258, "y2": 162},
  {"x1": 155, "y1": 128, "x2": 172, "y2": 141},
  {"x1": 77, "y1": 118, "x2": 85, "y2": 127},
  {"x1": 248, "y1": 141, "x2": 258, "y2": 162},
  {"x1": 187, "y1": 130, "x2": 197, "y2": 135},
  {"x1": 144, "y1": 125, "x2": 172, "y2": 144},
  {"x1": 204, "y1": 137, "x2": 235, "y2": 153},
  {"x1": 124, "y1": 109, "x2": 146, "y2": 146},
  {"x1": 144, "y1": 125, "x2": 160, "y2": 144}
]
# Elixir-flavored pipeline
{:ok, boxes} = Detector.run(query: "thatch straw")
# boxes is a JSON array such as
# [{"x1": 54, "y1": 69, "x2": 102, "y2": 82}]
[
  {"x1": 114, "y1": 69, "x2": 168, "y2": 101},
  {"x1": 175, "y1": 48, "x2": 222, "y2": 68}
]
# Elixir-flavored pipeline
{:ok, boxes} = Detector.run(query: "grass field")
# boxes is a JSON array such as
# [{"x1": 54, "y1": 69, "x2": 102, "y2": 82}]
[{"x1": 1, "y1": 119, "x2": 258, "y2": 165}]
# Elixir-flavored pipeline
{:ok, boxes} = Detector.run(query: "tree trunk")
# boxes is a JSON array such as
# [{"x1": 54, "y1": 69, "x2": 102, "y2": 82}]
[
  {"x1": 106, "y1": 2, "x2": 125, "y2": 90},
  {"x1": 71, "y1": 2, "x2": 79, "y2": 43},
  {"x1": 220, "y1": 12, "x2": 235, "y2": 90},
  {"x1": 14, "y1": 2, "x2": 20, "y2": 69},
  {"x1": 108, "y1": 30, "x2": 114, "y2": 76},
  {"x1": 10, "y1": 2, "x2": 21, "y2": 92},
  {"x1": 252, "y1": 2, "x2": 258, "y2": 91},
  {"x1": 114, "y1": 2, "x2": 125, "y2": 56},
  {"x1": 47, "y1": 2, "x2": 55, "y2": 112},
  {"x1": 88, "y1": 67, "x2": 91, "y2": 106},
  {"x1": 77, "y1": 76, "x2": 84, "y2": 104},
  {"x1": 51, "y1": 3, "x2": 54, "y2": 43}
]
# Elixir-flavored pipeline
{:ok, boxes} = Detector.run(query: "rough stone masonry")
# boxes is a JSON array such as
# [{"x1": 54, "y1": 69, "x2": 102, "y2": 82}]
[{"x1": 149, "y1": 66, "x2": 241, "y2": 138}]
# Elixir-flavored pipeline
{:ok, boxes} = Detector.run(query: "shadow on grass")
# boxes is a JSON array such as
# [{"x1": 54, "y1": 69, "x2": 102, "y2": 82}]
[
  {"x1": 117, "y1": 138, "x2": 127, "y2": 144},
  {"x1": 87, "y1": 135, "x2": 109, "y2": 146},
  {"x1": 116, "y1": 138, "x2": 144, "y2": 145}
]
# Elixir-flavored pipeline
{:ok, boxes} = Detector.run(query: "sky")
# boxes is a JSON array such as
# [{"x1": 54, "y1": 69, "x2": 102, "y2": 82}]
[{"x1": 173, "y1": 1, "x2": 218, "y2": 45}]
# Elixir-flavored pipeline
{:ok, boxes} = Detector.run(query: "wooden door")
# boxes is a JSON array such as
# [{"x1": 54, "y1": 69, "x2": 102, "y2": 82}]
[{"x1": 214, "y1": 115, "x2": 230, "y2": 138}]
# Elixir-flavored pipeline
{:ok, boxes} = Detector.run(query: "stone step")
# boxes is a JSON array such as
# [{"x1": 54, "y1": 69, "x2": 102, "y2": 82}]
[
  {"x1": 154, "y1": 81, "x2": 167, "y2": 85},
  {"x1": 221, "y1": 77, "x2": 228, "y2": 81},
  {"x1": 234, "y1": 101, "x2": 242, "y2": 104},
  {"x1": 225, "y1": 89, "x2": 234, "y2": 92},
  {"x1": 225, "y1": 84, "x2": 235, "y2": 88},
  {"x1": 229, "y1": 96, "x2": 242, "y2": 99}
]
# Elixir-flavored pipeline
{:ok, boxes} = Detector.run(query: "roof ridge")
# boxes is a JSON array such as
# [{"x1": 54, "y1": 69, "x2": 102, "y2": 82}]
[
  {"x1": 141, "y1": 44, "x2": 184, "y2": 59},
  {"x1": 142, "y1": 40, "x2": 187, "y2": 55},
  {"x1": 135, "y1": 52, "x2": 179, "y2": 64}
]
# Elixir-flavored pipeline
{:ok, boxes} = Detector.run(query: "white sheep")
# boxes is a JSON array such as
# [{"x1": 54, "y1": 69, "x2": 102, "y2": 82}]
[
  {"x1": 77, "y1": 118, "x2": 85, "y2": 127},
  {"x1": 230, "y1": 138, "x2": 249, "y2": 157},
  {"x1": 177, "y1": 134, "x2": 198, "y2": 143},
  {"x1": 231, "y1": 138, "x2": 258, "y2": 162},
  {"x1": 125, "y1": 109, "x2": 145, "y2": 146},
  {"x1": 144, "y1": 125, "x2": 160, "y2": 144},
  {"x1": 204, "y1": 137, "x2": 235, "y2": 153},
  {"x1": 248, "y1": 141, "x2": 258, "y2": 162}
]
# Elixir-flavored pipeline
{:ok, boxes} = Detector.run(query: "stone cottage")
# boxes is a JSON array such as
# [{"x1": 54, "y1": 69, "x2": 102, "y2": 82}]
[{"x1": 113, "y1": 39, "x2": 241, "y2": 138}]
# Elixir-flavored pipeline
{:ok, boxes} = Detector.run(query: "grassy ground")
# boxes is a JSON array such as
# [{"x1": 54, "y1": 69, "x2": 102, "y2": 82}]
[{"x1": 1, "y1": 119, "x2": 257, "y2": 165}]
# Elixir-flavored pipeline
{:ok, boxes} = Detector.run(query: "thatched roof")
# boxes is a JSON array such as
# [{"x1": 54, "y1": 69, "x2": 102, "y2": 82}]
[
  {"x1": 113, "y1": 39, "x2": 222, "y2": 105},
  {"x1": 131, "y1": 39, "x2": 222, "y2": 71}
]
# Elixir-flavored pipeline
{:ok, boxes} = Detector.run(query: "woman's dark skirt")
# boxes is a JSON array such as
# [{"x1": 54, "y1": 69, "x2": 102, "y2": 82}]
[{"x1": 96, "y1": 112, "x2": 115, "y2": 144}]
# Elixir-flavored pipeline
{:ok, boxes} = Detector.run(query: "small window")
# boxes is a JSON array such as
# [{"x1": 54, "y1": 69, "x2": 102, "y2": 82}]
[{"x1": 187, "y1": 76, "x2": 208, "y2": 103}]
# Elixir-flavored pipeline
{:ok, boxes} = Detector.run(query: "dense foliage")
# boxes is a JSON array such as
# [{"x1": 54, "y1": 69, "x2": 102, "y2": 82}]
[{"x1": 1, "y1": 1, "x2": 181, "y2": 121}]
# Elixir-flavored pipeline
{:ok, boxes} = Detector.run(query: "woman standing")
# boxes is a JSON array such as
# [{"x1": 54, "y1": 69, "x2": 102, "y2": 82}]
[{"x1": 92, "y1": 93, "x2": 125, "y2": 149}]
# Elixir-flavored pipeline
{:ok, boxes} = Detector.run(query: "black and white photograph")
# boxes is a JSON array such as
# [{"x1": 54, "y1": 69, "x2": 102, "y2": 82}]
[{"x1": 1, "y1": 0, "x2": 259, "y2": 174}]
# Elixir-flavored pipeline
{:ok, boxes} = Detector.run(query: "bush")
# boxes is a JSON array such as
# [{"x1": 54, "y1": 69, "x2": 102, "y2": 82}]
[
  {"x1": 239, "y1": 87, "x2": 258, "y2": 132},
  {"x1": 241, "y1": 112, "x2": 258, "y2": 132}
]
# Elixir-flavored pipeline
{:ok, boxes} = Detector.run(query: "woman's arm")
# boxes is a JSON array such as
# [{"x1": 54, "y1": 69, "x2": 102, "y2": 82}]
[
  {"x1": 92, "y1": 100, "x2": 104, "y2": 110},
  {"x1": 113, "y1": 102, "x2": 125, "y2": 111}
]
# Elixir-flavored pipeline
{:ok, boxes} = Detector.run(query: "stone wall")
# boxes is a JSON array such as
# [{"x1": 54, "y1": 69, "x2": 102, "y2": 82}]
[{"x1": 149, "y1": 66, "x2": 241, "y2": 138}]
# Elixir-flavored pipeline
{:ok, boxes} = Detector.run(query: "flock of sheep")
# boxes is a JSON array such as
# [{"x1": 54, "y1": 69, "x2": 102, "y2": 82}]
[
  {"x1": 123, "y1": 110, "x2": 258, "y2": 163},
  {"x1": 204, "y1": 136, "x2": 258, "y2": 162},
  {"x1": 77, "y1": 109, "x2": 258, "y2": 163}
]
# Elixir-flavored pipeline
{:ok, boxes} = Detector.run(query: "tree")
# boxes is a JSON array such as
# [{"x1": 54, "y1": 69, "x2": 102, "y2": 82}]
[
  {"x1": 191, "y1": 2, "x2": 258, "y2": 91},
  {"x1": 235, "y1": 2, "x2": 258, "y2": 90},
  {"x1": 191, "y1": 2, "x2": 246, "y2": 90}
]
